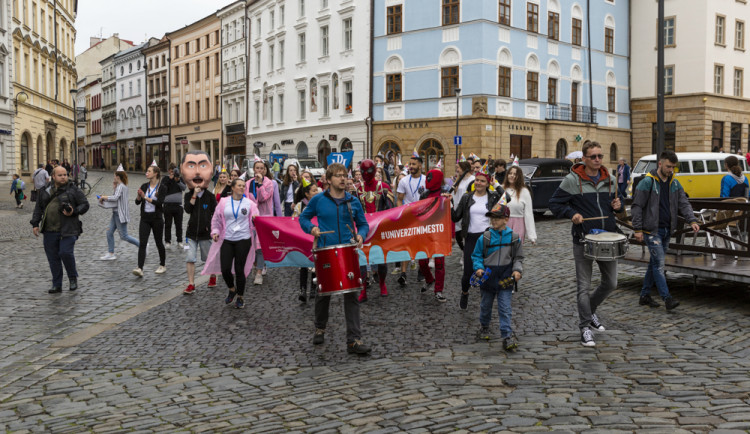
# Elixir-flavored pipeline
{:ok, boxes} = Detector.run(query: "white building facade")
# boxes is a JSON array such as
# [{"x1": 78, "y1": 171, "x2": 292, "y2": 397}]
[
  {"x1": 114, "y1": 44, "x2": 148, "y2": 171},
  {"x1": 246, "y1": 0, "x2": 371, "y2": 165},
  {"x1": 220, "y1": 1, "x2": 248, "y2": 166},
  {"x1": 76, "y1": 77, "x2": 102, "y2": 167},
  {"x1": 100, "y1": 54, "x2": 118, "y2": 169},
  {"x1": 0, "y1": 0, "x2": 14, "y2": 181}
]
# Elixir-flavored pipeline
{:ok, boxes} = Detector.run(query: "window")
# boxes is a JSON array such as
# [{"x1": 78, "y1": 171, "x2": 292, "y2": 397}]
[
  {"x1": 548, "y1": 12, "x2": 559, "y2": 40},
  {"x1": 279, "y1": 41, "x2": 285, "y2": 68},
  {"x1": 195, "y1": 59, "x2": 200, "y2": 82},
  {"x1": 712, "y1": 121, "x2": 724, "y2": 151},
  {"x1": 386, "y1": 73, "x2": 402, "y2": 102},
  {"x1": 343, "y1": 18, "x2": 353, "y2": 51},
  {"x1": 527, "y1": 71, "x2": 538, "y2": 101},
  {"x1": 196, "y1": 100, "x2": 201, "y2": 121},
  {"x1": 715, "y1": 64, "x2": 724, "y2": 94},
  {"x1": 344, "y1": 81, "x2": 353, "y2": 112},
  {"x1": 299, "y1": 33, "x2": 306, "y2": 62},
  {"x1": 731, "y1": 123, "x2": 742, "y2": 153},
  {"x1": 441, "y1": 66, "x2": 459, "y2": 97},
  {"x1": 185, "y1": 65, "x2": 190, "y2": 84},
  {"x1": 652, "y1": 122, "x2": 676, "y2": 152},
  {"x1": 270, "y1": 10, "x2": 275, "y2": 29},
  {"x1": 299, "y1": 0, "x2": 305, "y2": 16},
  {"x1": 607, "y1": 87, "x2": 616, "y2": 112},
  {"x1": 186, "y1": 102, "x2": 190, "y2": 123},
  {"x1": 499, "y1": 0, "x2": 510, "y2": 25},
  {"x1": 256, "y1": 51, "x2": 261, "y2": 77},
  {"x1": 215, "y1": 53, "x2": 220, "y2": 75},
  {"x1": 498, "y1": 66, "x2": 511, "y2": 97},
  {"x1": 255, "y1": 100, "x2": 260, "y2": 125},
  {"x1": 175, "y1": 105, "x2": 180, "y2": 125},
  {"x1": 605, "y1": 27, "x2": 614, "y2": 53},
  {"x1": 206, "y1": 56, "x2": 210, "y2": 78},
  {"x1": 442, "y1": 0, "x2": 459, "y2": 26},
  {"x1": 257, "y1": 17, "x2": 262, "y2": 38},
  {"x1": 269, "y1": 96, "x2": 274, "y2": 123},
  {"x1": 734, "y1": 68, "x2": 743, "y2": 97},
  {"x1": 526, "y1": 3, "x2": 538, "y2": 33},
  {"x1": 269, "y1": 44, "x2": 275, "y2": 69},
  {"x1": 20, "y1": 134, "x2": 29, "y2": 171},
  {"x1": 572, "y1": 18, "x2": 582, "y2": 46},
  {"x1": 129, "y1": 82, "x2": 133, "y2": 97},
  {"x1": 279, "y1": 94, "x2": 284, "y2": 122},
  {"x1": 321, "y1": 25, "x2": 329, "y2": 56},
  {"x1": 280, "y1": 5, "x2": 285, "y2": 26},
  {"x1": 322, "y1": 86, "x2": 329, "y2": 117},
  {"x1": 299, "y1": 89, "x2": 306, "y2": 119},
  {"x1": 736, "y1": 20, "x2": 745, "y2": 49},
  {"x1": 322, "y1": 0, "x2": 328, "y2": 9},
  {"x1": 716, "y1": 15, "x2": 726, "y2": 45},
  {"x1": 664, "y1": 65, "x2": 674, "y2": 95},
  {"x1": 387, "y1": 5, "x2": 402, "y2": 34},
  {"x1": 547, "y1": 77, "x2": 557, "y2": 104}
]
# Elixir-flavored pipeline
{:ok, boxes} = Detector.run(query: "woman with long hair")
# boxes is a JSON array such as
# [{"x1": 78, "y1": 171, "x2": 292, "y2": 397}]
[
  {"x1": 721, "y1": 155, "x2": 749, "y2": 198},
  {"x1": 99, "y1": 170, "x2": 140, "y2": 260},
  {"x1": 230, "y1": 169, "x2": 241, "y2": 182},
  {"x1": 203, "y1": 178, "x2": 259, "y2": 309},
  {"x1": 281, "y1": 164, "x2": 300, "y2": 216},
  {"x1": 502, "y1": 165, "x2": 537, "y2": 244},
  {"x1": 293, "y1": 179, "x2": 320, "y2": 303},
  {"x1": 133, "y1": 165, "x2": 168, "y2": 276},
  {"x1": 245, "y1": 159, "x2": 275, "y2": 285},
  {"x1": 214, "y1": 170, "x2": 231, "y2": 202},
  {"x1": 451, "y1": 161, "x2": 475, "y2": 251}
]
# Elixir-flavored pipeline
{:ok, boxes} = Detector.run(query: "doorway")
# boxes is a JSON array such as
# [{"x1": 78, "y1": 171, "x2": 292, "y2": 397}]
[{"x1": 510, "y1": 135, "x2": 532, "y2": 159}]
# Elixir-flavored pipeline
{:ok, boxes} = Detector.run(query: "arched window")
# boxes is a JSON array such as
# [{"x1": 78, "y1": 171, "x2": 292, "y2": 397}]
[
  {"x1": 610, "y1": 143, "x2": 618, "y2": 163},
  {"x1": 418, "y1": 139, "x2": 444, "y2": 171},
  {"x1": 378, "y1": 141, "x2": 401, "y2": 162},
  {"x1": 340, "y1": 138, "x2": 353, "y2": 152},
  {"x1": 556, "y1": 138, "x2": 568, "y2": 159},
  {"x1": 297, "y1": 141, "x2": 308, "y2": 158},
  {"x1": 317, "y1": 140, "x2": 331, "y2": 166},
  {"x1": 20, "y1": 133, "x2": 30, "y2": 171}
]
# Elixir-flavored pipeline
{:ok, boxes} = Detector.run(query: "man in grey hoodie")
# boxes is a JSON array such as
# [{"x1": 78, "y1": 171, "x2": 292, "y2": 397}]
[{"x1": 162, "y1": 164, "x2": 186, "y2": 248}]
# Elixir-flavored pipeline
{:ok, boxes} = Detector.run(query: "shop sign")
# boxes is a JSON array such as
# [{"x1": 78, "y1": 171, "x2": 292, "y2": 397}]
[
  {"x1": 145, "y1": 137, "x2": 162, "y2": 145},
  {"x1": 180, "y1": 139, "x2": 188, "y2": 145},
  {"x1": 161, "y1": 135, "x2": 169, "y2": 142},
  {"x1": 0, "y1": 129, "x2": 11, "y2": 135},
  {"x1": 329, "y1": 135, "x2": 337, "y2": 141},
  {"x1": 281, "y1": 139, "x2": 294, "y2": 145},
  {"x1": 395, "y1": 122, "x2": 429, "y2": 129},
  {"x1": 127, "y1": 140, "x2": 135, "y2": 149},
  {"x1": 509, "y1": 124, "x2": 534, "y2": 132}
]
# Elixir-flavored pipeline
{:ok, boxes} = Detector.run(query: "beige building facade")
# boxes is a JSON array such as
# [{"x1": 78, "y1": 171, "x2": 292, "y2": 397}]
[
  {"x1": 168, "y1": 15, "x2": 222, "y2": 166},
  {"x1": 143, "y1": 37, "x2": 170, "y2": 169},
  {"x1": 13, "y1": 0, "x2": 77, "y2": 177}
]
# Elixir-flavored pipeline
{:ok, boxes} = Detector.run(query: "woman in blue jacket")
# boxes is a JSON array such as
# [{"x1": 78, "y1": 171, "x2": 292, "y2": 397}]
[{"x1": 720, "y1": 155, "x2": 749, "y2": 198}]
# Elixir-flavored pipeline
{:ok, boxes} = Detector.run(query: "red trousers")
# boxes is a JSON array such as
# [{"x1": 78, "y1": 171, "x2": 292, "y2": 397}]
[{"x1": 418, "y1": 257, "x2": 445, "y2": 292}]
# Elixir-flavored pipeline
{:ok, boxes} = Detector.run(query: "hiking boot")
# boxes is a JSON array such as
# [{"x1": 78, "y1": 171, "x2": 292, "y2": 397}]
[
  {"x1": 397, "y1": 273, "x2": 407, "y2": 287},
  {"x1": 347, "y1": 340, "x2": 372, "y2": 355},
  {"x1": 313, "y1": 329, "x2": 325, "y2": 345},
  {"x1": 639, "y1": 294, "x2": 661, "y2": 308},
  {"x1": 581, "y1": 327, "x2": 596, "y2": 347},
  {"x1": 590, "y1": 313, "x2": 605, "y2": 331},
  {"x1": 477, "y1": 326, "x2": 491, "y2": 340},
  {"x1": 503, "y1": 335, "x2": 518, "y2": 351},
  {"x1": 665, "y1": 296, "x2": 680, "y2": 311}
]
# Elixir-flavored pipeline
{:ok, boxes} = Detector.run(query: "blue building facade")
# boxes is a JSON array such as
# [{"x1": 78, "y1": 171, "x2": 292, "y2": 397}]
[{"x1": 372, "y1": 0, "x2": 631, "y2": 169}]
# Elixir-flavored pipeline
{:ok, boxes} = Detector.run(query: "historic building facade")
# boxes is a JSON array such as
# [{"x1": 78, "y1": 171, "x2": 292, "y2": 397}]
[
  {"x1": 0, "y1": 0, "x2": 14, "y2": 182},
  {"x1": 631, "y1": 0, "x2": 750, "y2": 159},
  {"x1": 219, "y1": 1, "x2": 247, "y2": 167},
  {"x1": 245, "y1": 0, "x2": 371, "y2": 165},
  {"x1": 372, "y1": 0, "x2": 631, "y2": 169},
  {"x1": 167, "y1": 14, "x2": 223, "y2": 166},
  {"x1": 12, "y1": 0, "x2": 77, "y2": 178},
  {"x1": 143, "y1": 37, "x2": 171, "y2": 169},
  {"x1": 99, "y1": 54, "x2": 119, "y2": 170},
  {"x1": 75, "y1": 77, "x2": 101, "y2": 168},
  {"x1": 114, "y1": 43, "x2": 148, "y2": 171}
]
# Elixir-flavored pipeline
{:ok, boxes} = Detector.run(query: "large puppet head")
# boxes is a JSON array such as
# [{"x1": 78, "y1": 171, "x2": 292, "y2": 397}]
[
  {"x1": 425, "y1": 168, "x2": 444, "y2": 192},
  {"x1": 360, "y1": 159, "x2": 376, "y2": 182},
  {"x1": 180, "y1": 150, "x2": 212, "y2": 189}
]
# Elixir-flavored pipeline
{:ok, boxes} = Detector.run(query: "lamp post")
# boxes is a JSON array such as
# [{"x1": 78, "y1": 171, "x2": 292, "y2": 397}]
[
  {"x1": 454, "y1": 87, "x2": 461, "y2": 163},
  {"x1": 14, "y1": 91, "x2": 28, "y2": 114},
  {"x1": 70, "y1": 88, "x2": 79, "y2": 184}
]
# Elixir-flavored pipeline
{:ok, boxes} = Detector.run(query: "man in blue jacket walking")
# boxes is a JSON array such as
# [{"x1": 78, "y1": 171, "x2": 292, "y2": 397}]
[{"x1": 300, "y1": 163, "x2": 371, "y2": 355}]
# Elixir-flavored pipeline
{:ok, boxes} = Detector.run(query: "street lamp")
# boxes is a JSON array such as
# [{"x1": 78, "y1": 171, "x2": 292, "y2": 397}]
[
  {"x1": 454, "y1": 87, "x2": 461, "y2": 163},
  {"x1": 14, "y1": 91, "x2": 28, "y2": 114}
]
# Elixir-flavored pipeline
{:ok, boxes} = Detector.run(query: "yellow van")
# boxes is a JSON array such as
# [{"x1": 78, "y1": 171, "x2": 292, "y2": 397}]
[{"x1": 628, "y1": 152, "x2": 750, "y2": 198}]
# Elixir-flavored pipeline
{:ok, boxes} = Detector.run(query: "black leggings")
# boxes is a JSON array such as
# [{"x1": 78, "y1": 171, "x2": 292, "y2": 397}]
[
  {"x1": 138, "y1": 214, "x2": 166, "y2": 268},
  {"x1": 14, "y1": 190, "x2": 22, "y2": 206},
  {"x1": 220, "y1": 238, "x2": 253, "y2": 296},
  {"x1": 163, "y1": 204, "x2": 183, "y2": 243},
  {"x1": 300, "y1": 267, "x2": 317, "y2": 290},
  {"x1": 461, "y1": 232, "x2": 482, "y2": 293}
]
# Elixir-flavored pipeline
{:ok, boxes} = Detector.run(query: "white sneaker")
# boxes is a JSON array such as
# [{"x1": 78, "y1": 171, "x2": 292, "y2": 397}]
[
  {"x1": 581, "y1": 327, "x2": 596, "y2": 347},
  {"x1": 155, "y1": 265, "x2": 167, "y2": 274},
  {"x1": 132, "y1": 268, "x2": 144, "y2": 277},
  {"x1": 262, "y1": 266, "x2": 267, "y2": 275},
  {"x1": 177, "y1": 242, "x2": 184, "y2": 249},
  {"x1": 254, "y1": 273, "x2": 263, "y2": 285},
  {"x1": 99, "y1": 253, "x2": 116, "y2": 261},
  {"x1": 429, "y1": 258, "x2": 435, "y2": 269},
  {"x1": 164, "y1": 242, "x2": 172, "y2": 249}
]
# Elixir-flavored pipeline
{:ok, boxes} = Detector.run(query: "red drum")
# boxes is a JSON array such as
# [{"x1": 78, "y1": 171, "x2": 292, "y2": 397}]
[{"x1": 313, "y1": 243, "x2": 363, "y2": 296}]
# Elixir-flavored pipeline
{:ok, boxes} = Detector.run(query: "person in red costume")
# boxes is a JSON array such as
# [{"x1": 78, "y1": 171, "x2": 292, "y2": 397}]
[
  {"x1": 418, "y1": 168, "x2": 449, "y2": 302},
  {"x1": 355, "y1": 159, "x2": 394, "y2": 302}
]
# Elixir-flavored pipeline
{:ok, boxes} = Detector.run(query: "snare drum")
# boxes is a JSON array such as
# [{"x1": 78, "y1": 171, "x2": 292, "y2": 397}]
[
  {"x1": 312, "y1": 243, "x2": 363, "y2": 296},
  {"x1": 583, "y1": 232, "x2": 628, "y2": 261}
]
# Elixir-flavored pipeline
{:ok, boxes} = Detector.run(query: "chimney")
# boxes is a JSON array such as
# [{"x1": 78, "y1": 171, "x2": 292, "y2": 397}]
[{"x1": 89, "y1": 37, "x2": 102, "y2": 47}]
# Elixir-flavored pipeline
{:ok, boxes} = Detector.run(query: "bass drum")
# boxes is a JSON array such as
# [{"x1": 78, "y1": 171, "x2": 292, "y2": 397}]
[{"x1": 313, "y1": 243, "x2": 363, "y2": 296}]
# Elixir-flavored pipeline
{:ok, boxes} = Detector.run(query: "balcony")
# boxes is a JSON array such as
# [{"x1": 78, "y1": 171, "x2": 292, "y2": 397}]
[{"x1": 546, "y1": 103, "x2": 596, "y2": 124}]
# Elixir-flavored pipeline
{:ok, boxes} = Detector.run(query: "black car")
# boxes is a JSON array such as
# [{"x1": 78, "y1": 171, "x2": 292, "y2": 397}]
[{"x1": 516, "y1": 158, "x2": 573, "y2": 214}]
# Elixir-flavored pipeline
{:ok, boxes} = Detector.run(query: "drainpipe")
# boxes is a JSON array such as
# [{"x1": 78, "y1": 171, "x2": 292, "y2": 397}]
[
  {"x1": 586, "y1": 0, "x2": 593, "y2": 123},
  {"x1": 367, "y1": 0, "x2": 375, "y2": 160},
  {"x1": 54, "y1": 0, "x2": 58, "y2": 101}
]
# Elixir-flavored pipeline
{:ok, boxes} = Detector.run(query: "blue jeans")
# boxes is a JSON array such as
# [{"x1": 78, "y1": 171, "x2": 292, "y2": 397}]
[
  {"x1": 106, "y1": 212, "x2": 140, "y2": 253},
  {"x1": 479, "y1": 289, "x2": 513, "y2": 338},
  {"x1": 641, "y1": 227, "x2": 672, "y2": 300},
  {"x1": 43, "y1": 232, "x2": 78, "y2": 287}
]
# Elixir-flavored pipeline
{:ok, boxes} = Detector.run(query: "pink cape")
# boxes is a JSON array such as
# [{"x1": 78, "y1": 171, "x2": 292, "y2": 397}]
[
  {"x1": 245, "y1": 178, "x2": 275, "y2": 216},
  {"x1": 201, "y1": 196, "x2": 260, "y2": 277}
]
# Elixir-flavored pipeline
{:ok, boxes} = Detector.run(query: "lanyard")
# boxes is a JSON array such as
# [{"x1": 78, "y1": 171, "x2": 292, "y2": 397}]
[
  {"x1": 231, "y1": 197, "x2": 243, "y2": 220},
  {"x1": 146, "y1": 184, "x2": 157, "y2": 199},
  {"x1": 251, "y1": 181, "x2": 257, "y2": 199},
  {"x1": 408, "y1": 175, "x2": 422, "y2": 198}
]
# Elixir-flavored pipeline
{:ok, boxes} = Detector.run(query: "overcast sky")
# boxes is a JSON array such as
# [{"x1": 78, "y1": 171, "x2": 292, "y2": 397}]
[{"x1": 75, "y1": 0, "x2": 231, "y2": 56}]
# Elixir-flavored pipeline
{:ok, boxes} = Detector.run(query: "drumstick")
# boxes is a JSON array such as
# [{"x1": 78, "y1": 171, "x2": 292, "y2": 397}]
[
  {"x1": 582, "y1": 216, "x2": 608, "y2": 221},
  {"x1": 317, "y1": 230, "x2": 334, "y2": 235}
]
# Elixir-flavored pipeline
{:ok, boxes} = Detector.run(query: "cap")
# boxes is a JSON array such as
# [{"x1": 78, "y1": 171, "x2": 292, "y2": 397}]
[{"x1": 486, "y1": 202, "x2": 510, "y2": 218}]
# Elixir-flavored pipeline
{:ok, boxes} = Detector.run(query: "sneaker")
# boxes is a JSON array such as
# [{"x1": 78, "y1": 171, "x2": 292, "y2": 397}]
[
  {"x1": 234, "y1": 296, "x2": 245, "y2": 309},
  {"x1": 639, "y1": 294, "x2": 661, "y2": 308},
  {"x1": 313, "y1": 328, "x2": 325, "y2": 345},
  {"x1": 591, "y1": 314, "x2": 606, "y2": 331},
  {"x1": 183, "y1": 284, "x2": 196, "y2": 295},
  {"x1": 434, "y1": 292, "x2": 447, "y2": 303},
  {"x1": 347, "y1": 340, "x2": 372, "y2": 355},
  {"x1": 391, "y1": 268, "x2": 401, "y2": 275},
  {"x1": 421, "y1": 281, "x2": 434, "y2": 293},
  {"x1": 224, "y1": 290, "x2": 236, "y2": 305},
  {"x1": 177, "y1": 242, "x2": 184, "y2": 249},
  {"x1": 69, "y1": 278, "x2": 78, "y2": 291},
  {"x1": 262, "y1": 266, "x2": 267, "y2": 276},
  {"x1": 132, "y1": 267, "x2": 144, "y2": 277},
  {"x1": 478, "y1": 326, "x2": 491, "y2": 340},
  {"x1": 503, "y1": 335, "x2": 518, "y2": 351},
  {"x1": 410, "y1": 260, "x2": 417, "y2": 270},
  {"x1": 99, "y1": 252, "x2": 116, "y2": 261},
  {"x1": 665, "y1": 296, "x2": 680, "y2": 311},
  {"x1": 207, "y1": 275, "x2": 217, "y2": 288},
  {"x1": 581, "y1": 327, "x2": 596, "y2": 347},
  {"x1": 155, "y1": 265, "x2": 167, "y2": 274},
  {"x1": 48, "y1": 286, "x2": 62, "y2": 294},
  {"x1": 397, "y1": 273, "x2": 407, "y2": 287},
  {"x1": 164, "y1": 242, "x2": 172, "y2": 249},
  {"x1": 459, "y1": 292, "x2": 469, "y2": 310},
  {"x1": 299, "y1": 288, "x2": 307, "y2": 303},
  {"x1": 254, "y1": 273, "x2": 263, "y2": 285}
]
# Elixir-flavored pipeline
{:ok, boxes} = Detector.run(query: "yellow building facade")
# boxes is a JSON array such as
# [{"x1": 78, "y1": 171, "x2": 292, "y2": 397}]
[{"x1": 12, "y1": 0, "x2": 77, "y2": 177}]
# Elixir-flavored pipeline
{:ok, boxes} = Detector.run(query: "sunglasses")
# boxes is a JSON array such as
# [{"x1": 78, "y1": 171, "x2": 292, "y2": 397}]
[{"x1": 585, "y1": 154, "x2": 604, "y2": 160}]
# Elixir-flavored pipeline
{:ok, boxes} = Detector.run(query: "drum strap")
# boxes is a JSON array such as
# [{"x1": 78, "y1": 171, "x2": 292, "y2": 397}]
[
  {"x1": 345, "y1": 198, "x2": 358, "y2": 243},
  {"x1": 482, "y1": 230, "x2": 520, "y2": 260}
]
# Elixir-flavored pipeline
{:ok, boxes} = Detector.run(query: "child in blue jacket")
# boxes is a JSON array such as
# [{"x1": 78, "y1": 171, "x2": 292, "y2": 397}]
[{"x1": 471, "y1": 202, "x2": 524, "y2": 351}]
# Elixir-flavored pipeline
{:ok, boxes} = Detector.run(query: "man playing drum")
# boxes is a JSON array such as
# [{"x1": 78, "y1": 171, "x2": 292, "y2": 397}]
[
  {"x1": 299, "y1": 163, "x2": 372, "y2": 355},
  {"x1": 549, "y1": 141, "x2": 623, "y2": 347}
]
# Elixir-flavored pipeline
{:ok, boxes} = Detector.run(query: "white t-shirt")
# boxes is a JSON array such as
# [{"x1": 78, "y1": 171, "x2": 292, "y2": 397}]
[
  {"x1": 285, "y1": 183, "x2": 295, "y2": 203},
  {"x1": 397, "y1": 174, "x2": 426, "y2": 205},
  {"x1": 223, "y1": 197, "x2": 252, "y2": 241},
  {"x1": 144, "y1": 184, "x2": 158, "y2": 213},
  {"x1": 468, "y1": 193, "x2": 490, "y2": 234},
  {"x1": 452, "y1": 173, "x2": 475, "y2": 231}
]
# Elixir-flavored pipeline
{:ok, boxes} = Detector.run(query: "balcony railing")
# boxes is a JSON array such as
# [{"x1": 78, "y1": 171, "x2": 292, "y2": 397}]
[{"x1": 546, "y1": 103, "x2": 596, "y2": 124}]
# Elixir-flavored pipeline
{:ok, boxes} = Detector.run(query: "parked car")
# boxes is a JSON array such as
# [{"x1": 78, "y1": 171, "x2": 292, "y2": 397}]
[
  {"x1": 285, "y1": 158, "x2": 326, "y2": 179},
  {"x1": 517, "y1": 158, "x2": 573, "y2": 214}
]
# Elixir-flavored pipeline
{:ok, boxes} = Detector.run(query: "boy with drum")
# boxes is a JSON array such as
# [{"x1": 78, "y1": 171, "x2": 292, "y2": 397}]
[
  {"x1": 299, "y1": 163, "x2": 372, "y2": 355},
  {"x1": 549, "y1": 141, "x2": 622, "y2": 348}
]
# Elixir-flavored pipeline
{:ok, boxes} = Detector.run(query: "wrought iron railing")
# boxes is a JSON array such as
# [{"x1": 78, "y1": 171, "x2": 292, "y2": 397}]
[{"x1": 546, "y1": 103, "x2": 596, "y2": 124}]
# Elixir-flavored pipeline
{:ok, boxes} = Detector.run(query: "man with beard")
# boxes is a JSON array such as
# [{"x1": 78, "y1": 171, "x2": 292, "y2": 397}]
[{"x1": 355, "y1": 159, "x2": 394, "y2": 302}]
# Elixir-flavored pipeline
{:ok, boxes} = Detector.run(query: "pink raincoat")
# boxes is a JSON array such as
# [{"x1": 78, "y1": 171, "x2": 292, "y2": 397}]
[
  {"x1": 245, "y1": 178, "x2": 275, "y2": 216},
  {"x1": 201, "y1": 196, "x2": 260, "y2": 277}
]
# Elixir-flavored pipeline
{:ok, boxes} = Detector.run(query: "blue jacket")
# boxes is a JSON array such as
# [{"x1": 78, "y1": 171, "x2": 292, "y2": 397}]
[
  {"x1": 720, "y1": 174, "x2": 749, "y2": 198},
  {"x1": 471, "y1": 227, "x2": 523, "y2": 275},
  {"x1": 299, "y1": 191, "x2": 369, "y2": 247}
]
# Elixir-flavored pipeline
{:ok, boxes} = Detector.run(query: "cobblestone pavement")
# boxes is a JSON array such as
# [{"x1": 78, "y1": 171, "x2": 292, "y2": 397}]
[{"x1": 1, "y1": 176, "x2": 749, "y2": 432}]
